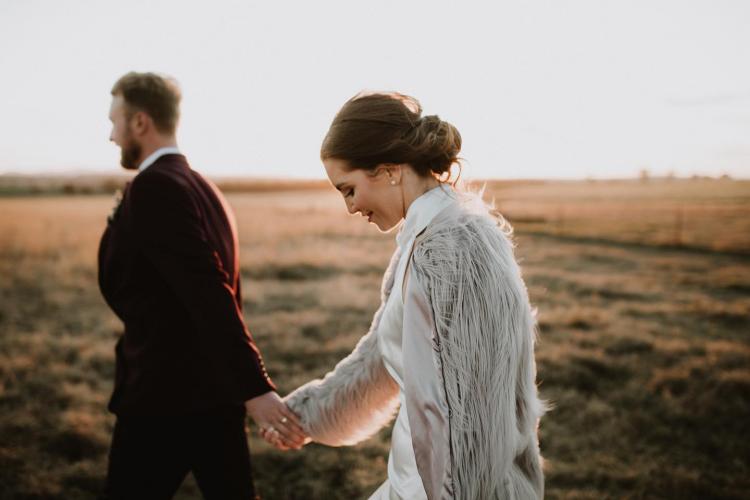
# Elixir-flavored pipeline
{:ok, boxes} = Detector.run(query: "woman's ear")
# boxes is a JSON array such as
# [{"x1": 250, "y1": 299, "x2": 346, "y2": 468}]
[{"x1": 380, "y1": 164, "x2": 403, "y2": 185}]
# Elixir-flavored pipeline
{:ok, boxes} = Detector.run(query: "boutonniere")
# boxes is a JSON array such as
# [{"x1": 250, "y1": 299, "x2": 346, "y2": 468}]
[{"x1": 107, "y1": 187, "x2": 125, "y2": 224}]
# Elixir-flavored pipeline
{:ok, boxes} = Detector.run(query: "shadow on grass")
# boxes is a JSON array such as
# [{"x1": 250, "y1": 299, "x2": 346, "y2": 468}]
[{"x1": 243, "y1": 264, "x2": 382, "y2": 281}]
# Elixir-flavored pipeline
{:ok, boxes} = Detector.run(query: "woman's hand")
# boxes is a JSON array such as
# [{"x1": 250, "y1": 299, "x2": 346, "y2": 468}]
[
  {"x1": 259, "y1": 425, "x2": 312, "y2": 450},
  {"x1": 245, "y1": 391, "x2": 308, "y2": 450}
]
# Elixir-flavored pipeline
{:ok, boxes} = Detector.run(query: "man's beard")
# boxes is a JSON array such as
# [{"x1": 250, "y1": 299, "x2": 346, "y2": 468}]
[{"x1": 120, "y1": 135, "x2": 142, "y2": 170}]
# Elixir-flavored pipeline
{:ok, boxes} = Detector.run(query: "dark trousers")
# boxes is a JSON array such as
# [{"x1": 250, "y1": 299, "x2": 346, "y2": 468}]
[{"x1": 104, "y1": 405, "x2": 257, "y2": 499}]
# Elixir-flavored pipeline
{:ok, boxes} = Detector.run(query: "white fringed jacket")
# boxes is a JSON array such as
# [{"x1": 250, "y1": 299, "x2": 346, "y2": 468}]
[{"x1": 285, "y1": 187, "x2": 545, "y2": 499}]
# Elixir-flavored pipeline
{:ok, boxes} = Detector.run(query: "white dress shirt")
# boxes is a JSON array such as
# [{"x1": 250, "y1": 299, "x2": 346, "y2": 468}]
[{"x1": 138, "y1": 146, "x2": 181, "y2": 171}]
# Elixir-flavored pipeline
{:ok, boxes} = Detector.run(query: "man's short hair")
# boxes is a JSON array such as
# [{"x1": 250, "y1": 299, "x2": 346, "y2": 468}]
[{"x1": 111, "y1": 72, "x2": 181, "y2": 135}]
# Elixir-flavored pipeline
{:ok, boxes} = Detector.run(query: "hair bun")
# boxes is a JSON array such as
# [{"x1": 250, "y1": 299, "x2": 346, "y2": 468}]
[
  {"x1": 406, "y1": 114, "x2": 462, "y2": 177},
  {"x1": 321, "y1": 92, "x2": 463, "y2": 184}
]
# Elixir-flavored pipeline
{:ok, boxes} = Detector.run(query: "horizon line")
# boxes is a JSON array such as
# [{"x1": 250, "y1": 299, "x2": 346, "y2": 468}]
[{"x1": 1, "y1": 169, "x2": 747, "y2": 182}]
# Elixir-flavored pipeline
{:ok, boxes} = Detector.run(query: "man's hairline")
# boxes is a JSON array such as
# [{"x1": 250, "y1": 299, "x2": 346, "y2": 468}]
[{"x1": 110, "y1": 89, "x2": 179, "y2": 135}]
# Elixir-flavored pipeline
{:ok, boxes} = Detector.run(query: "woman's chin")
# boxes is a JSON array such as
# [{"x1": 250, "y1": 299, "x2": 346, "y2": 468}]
[
  {"x1": 372, "y1": 218, "x2": 399, "y2": 233},
  {"x1": 369, "y1": 216, "x2": 385, "y2": 231}
]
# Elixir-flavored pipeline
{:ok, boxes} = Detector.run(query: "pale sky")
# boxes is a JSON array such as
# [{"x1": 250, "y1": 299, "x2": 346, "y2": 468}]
[{"x1": 1, "y1": 0, "x2": 748, "y2": 180}]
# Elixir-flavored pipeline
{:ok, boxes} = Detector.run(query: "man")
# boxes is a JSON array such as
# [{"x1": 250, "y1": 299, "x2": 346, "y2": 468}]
[{"x1": 98, "y1": 71, "x2": 305, "y2": 499}]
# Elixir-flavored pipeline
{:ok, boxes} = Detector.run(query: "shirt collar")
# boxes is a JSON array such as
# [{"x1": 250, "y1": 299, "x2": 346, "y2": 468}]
[
  {"x1": 138, "y1": 146, "x2": 181, "y2": 171},
  {"x1": 395, "y1": 185, "x2": 456, "y2": 249}
]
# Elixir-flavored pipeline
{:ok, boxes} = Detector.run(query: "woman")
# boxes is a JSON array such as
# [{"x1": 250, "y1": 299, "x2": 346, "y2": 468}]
[{"x1": 275, "y1": 92, "x2": 545, "y2": 499}]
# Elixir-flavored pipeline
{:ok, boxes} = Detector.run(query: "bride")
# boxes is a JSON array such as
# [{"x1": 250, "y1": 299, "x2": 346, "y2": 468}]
[{"x1": 265, "y1": 92, "x2": 545, "y2": 499}]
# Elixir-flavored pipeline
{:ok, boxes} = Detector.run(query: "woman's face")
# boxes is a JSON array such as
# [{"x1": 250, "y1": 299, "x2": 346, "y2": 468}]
[{"x1": 323, "y1": 158, "x2": 404, "y2": 232}]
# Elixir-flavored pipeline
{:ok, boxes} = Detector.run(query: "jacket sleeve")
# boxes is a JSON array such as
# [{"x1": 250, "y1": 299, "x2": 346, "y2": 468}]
[
  {"x1": 283, "y1": 311, "x2": 400, "y2": 446},
  {"x1": 130, "y1": 171, "x2": 275, "y2": 404},
  {"x1": 404, "y1": 218, "x2": 545, "y2": 500},
  {"x1": 284, "y1": 249, "x2": 405, "y2": 446}
]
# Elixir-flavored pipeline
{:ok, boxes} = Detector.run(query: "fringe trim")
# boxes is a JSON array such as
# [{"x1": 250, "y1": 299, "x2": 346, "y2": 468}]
[{"x1": 410, "y1": 192, "x2": 545, "y2": 499}]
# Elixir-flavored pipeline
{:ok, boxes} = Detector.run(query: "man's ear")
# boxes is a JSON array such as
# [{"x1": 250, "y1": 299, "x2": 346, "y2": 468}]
[{"x1": 130, "y1": 111, "x2": 150, "y2": 137}]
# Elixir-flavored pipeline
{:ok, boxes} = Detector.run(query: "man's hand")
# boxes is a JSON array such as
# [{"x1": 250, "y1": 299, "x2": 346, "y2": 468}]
[{"x1": 245, "y1": 391, "x2": 307, "y2": 450}]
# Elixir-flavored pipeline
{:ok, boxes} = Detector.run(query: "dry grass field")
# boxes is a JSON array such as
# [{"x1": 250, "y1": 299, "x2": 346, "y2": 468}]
[{"x1": 1, "y1": 178, "x2": 749, "y2": 499}]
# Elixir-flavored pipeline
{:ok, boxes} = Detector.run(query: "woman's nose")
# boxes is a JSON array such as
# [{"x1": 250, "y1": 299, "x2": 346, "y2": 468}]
[{"x1": 346, "y1": 199, "x2": 358, "y2": 215}]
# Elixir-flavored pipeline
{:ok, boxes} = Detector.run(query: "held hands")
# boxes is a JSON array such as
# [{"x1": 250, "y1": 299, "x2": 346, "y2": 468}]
[{"x1": 244, "y1": 391, "x2": 309, "y2": 451}]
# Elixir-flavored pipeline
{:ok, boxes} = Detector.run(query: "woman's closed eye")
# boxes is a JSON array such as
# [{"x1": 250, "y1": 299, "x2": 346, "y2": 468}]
[{"x1": 344, "y1": 189, "x2": 354, "y2": 198}]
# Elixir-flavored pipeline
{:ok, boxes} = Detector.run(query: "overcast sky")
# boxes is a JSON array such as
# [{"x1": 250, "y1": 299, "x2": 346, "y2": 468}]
[{"x1": 1, "y1": 0, "x2": 748, "y2": 180}]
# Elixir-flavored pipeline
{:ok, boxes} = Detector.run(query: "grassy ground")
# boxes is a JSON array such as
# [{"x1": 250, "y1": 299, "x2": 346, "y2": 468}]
[{"x1": 0, "y1": 180, "x2": 748, "y2": 499}]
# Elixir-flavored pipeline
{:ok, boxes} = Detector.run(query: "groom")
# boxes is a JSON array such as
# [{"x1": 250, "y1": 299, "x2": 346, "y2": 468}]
[{"x1": 98, "y1": 71, "x2": 305, "y2": 499}]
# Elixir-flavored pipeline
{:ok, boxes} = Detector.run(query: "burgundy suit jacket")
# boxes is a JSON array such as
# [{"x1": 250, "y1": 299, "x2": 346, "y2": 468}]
[{"x1": 98, "y1": 154, "x2": 275, "y2": 416}]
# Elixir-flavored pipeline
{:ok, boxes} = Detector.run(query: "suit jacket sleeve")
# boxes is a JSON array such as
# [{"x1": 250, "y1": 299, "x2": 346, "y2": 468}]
[{"x1": 130, "y1": 171, "x2": 275, "y2": 404}]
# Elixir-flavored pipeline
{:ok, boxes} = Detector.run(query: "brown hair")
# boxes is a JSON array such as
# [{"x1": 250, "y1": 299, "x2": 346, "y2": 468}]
[
  {"x1": 321, "y1": 92, "x2": 462, "y2": 183},
  {"x1": 111, "y1": 72, "x2": 181, "y2": 135}
]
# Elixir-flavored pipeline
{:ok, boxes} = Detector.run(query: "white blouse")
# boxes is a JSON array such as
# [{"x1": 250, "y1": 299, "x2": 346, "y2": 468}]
[{"x1": 371, "y1": 185, "x2": 457, "y2": 500}]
